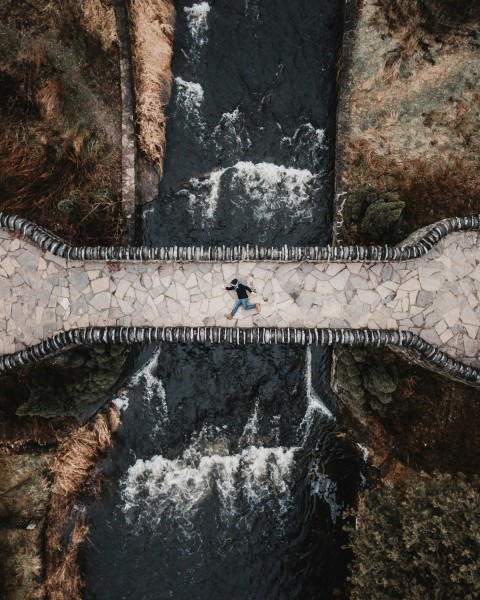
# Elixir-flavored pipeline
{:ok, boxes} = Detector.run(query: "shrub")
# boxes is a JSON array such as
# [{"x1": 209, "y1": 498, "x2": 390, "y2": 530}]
[
  {"x1": 343, "y1": 188, "x2": 407, "y2": 244},
  {"x1": 15, "y1": 345, "x2": 128, "y2": 418},
  {"x1": 347, "y1": 472, "x2": 480, "y2": 599},
  {"x1": 335, "y1": 347, "x2": 398, "y2": 418}
]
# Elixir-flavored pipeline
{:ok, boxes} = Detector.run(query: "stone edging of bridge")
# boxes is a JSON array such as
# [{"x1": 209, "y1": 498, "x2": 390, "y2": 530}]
[
  {"x1": 1, "y1": 213, "x2": 479, "y2": 263},
  {"x1": 0, "y1": 327, "x2": 478, "y2": 388}
]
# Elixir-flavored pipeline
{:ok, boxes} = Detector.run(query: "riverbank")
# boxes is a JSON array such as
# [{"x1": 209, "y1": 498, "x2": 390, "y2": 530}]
[
  {"x1": 0, "y1": 0, "x2": 180, "y2": 597},
  {"x1": 0, "y1": 2, "x2": 126, "y2": 597},
  {"x1": 334, "y1": 0, "x2": 480, "y2": 595}
]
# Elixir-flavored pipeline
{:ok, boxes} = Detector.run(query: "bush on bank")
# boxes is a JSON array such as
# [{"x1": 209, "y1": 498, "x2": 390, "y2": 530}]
[
  {"x1": 347, "y1": 472, "x2": 480, "y2": 599},
  {"x1": 343, "y1": 188, "x2": 407, "y2": 245}
]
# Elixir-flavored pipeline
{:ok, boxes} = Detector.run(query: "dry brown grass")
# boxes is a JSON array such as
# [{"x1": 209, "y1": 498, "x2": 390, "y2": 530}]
[
  {"x1": 373, "y1": 0, "x2": 480, "y2": 69},
  {"x1": 44, "y1": 0, "x2": 118, "y2": 51},
  {"x1": 0, "y1": 0, "x2": 122, "y2": 245},
  {"x1": 0, "y1": 121, "x2": 122, "y2": 244},
  {"x1": 44, "y1": 408, "x2": 120, "y2": 600},
  {"x1": 128, "y1": 0, "x2": 176, "y2": 172},
  {"x1": 377, "y1": 0, "x2": 480, "y2": 37},
  {"x1": 77, "y1": 0, "x2": 118, "y2": 51},
  {"x1": 345, "y1": 135, "x2": 480, "y2": 230},
  {"x1": 0, "y1": 454, "x2": 52, "y2": 600}
]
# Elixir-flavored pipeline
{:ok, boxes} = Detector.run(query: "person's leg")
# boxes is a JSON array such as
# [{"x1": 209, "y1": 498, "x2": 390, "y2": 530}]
[
  {"x1": 241, "y1": 298, "x2": 257, "y2": 311},
  {"x1": 230, "y1": 299, "x2": 242, "y2": 317}
]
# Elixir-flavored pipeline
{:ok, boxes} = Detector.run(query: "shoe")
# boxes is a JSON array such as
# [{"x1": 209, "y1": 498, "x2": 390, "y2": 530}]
[
  {"x1": 226, "y1": 314, "x2": 233, "y2": 320},
  {"x1": 255, "y1": 303, "x2": 261, "y2": 312}
]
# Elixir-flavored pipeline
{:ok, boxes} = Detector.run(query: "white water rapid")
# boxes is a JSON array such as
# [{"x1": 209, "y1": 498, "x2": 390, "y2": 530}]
[{"x1": 182, "y1": 161, "x2": 319, "y2": 223}]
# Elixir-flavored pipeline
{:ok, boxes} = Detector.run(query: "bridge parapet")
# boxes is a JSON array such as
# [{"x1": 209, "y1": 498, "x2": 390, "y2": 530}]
[{"x1": 1, "y1": 213, "x2": 479, "y2": 262}]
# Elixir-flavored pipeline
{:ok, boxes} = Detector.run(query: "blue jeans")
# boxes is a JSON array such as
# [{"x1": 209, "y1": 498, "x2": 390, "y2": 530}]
[{"x1": 231, "y1": 298, "x2": 256, "y2": 316}]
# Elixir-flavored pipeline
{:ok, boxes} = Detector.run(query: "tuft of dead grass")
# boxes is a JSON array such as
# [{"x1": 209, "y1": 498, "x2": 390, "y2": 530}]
[
  {"x1": 44, "y1": 411, "x2": 118, "y2": 600},
  {"x1": 36, "y1": 75, "x2": 64, "y2": 119},
  {"x1": 77, "y1": 0, "x2": 119, "y2": 51},
  {"x1": 128, "y1": 0, "x2": 176, "y2": 172}
]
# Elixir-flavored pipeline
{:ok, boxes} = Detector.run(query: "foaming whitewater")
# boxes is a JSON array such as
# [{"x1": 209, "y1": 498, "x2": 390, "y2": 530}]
[
  {"x1": 184, "y1": 2, "x2": 211, "y2": 49},
  {"x1": 174, "y1": 77, "x2": 204, "y2": 128},
  {"x1": 282, "y1": 123, "x2": 326, "y2": 169},
  {"x1": 183, "y1": 161, "x2": 319, "y2": 224},
  {"x1": 298, "y1": 347, "x2": 334, "y2": 443},
  {"x1": 310, "y1": 466, "x2": 342, "y2": 524},
  {"x1": 122, "y1": 421, "x2": 297, "y2": 535},
  {"x1": 117, "y1": 347, "x2": 168, "y2": 429},
  {"x1": 213, "y1": 109, "x2": 252, "y2": 158}
]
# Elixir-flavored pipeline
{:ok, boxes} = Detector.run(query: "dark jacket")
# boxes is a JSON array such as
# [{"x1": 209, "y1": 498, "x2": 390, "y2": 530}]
[{"x1": 226, "y1": 281, "x2": 252, "y2": 300}]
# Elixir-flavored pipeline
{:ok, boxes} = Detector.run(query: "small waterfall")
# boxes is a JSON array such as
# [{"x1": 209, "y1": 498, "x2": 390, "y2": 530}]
[
  {"x1": 174, "y1": 77, "x2": 205, "y2": 129},
  {"x1": 113, "y1": 347, "x2": 168, "y2": 427},
  {"x1": 298, "y1": 346, "x2": 334, "y2": 443},
  {"x1": 182, "y1": 161, "x2": 320, "y2": 226},
  {"x1": 122, "y1": 420, "x2": 298, "y2": 535},
  {"x1": 184, "y1": 2, "x2": 211, "y2": 50}
]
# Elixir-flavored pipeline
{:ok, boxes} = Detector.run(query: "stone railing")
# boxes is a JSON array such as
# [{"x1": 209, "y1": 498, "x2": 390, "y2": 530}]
[
  {"x1": 0, "y1": 327, "x2": 478, "y2": 387},
  {"x1": 1, "y1": 212, "x2": 479, "y2": 262}
]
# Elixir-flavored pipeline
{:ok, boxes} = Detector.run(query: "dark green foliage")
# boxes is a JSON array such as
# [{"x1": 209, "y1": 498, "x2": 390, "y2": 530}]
[
  {"x1": 57, "y1": 189, "x2": 80, "y2": 214},
  {"x1": 362, "y1": 200, "x2": 405, "y2": 241},
  {"x1": 348, "y1": 473, "x2": 480, "y2": 599},
  {"x1": 335, "y1": 347, "x2": 398, "y2": 418},
  {"x1": 15, "y1": 345, "x2": 128, "y2": 418},
  {"x1": 343, "y1": 188, "x2": 407, "y2": 244}
]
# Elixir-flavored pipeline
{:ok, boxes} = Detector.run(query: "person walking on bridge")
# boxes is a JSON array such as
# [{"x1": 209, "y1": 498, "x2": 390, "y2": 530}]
[{"x1": 225, "y1": 278, "x2": 260, "y2": 320}]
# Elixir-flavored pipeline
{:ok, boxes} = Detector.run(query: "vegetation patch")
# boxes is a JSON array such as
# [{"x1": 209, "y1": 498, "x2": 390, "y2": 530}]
[
  {"x1": 335, "y1": 347, "x2": 399, "y2": 419},
  {"x1": 338, "y1": 6, "x2": 480, "y2": 585},
  {"x1": 347, "y1": 472, "x2": 480, "y2": 599},
  {"x1": 342, "y1": 188, "x2": 407, "y2": 244},
  {"x1": 0, "y1": 0, "x2": 122, "y2": 245},
  {"x1": 0, "y1": 454, "x2": 52, "y2": 600},
  {"x1": 44, "y1": 409, "x2": 120, "y2": 600},
  {"x1": 15, "y1": 345, "x2": 128, "y2": 418}
]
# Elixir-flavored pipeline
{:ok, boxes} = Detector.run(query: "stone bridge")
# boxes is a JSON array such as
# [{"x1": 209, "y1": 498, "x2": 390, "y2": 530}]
[{"x1": 0, "y1": 214, "x2": 479, "y2": 386}]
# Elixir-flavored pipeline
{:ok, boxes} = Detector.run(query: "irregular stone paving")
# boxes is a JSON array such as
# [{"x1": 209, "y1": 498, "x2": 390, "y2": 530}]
[{"x1": 0, "y1": 229, "x2": 478, "y2": 366}]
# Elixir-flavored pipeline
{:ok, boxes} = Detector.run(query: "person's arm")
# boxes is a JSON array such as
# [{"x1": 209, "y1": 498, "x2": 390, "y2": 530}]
[
  {"x1": 245, "y1": 286, "x2": 253, "y2": 293},
  {"x1": 225, "y1": 286, "x2": 234, "y2": 290}
]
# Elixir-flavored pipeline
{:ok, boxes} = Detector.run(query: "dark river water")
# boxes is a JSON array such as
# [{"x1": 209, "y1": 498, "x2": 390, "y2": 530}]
[{"x1": 84, "y1": 1, "x2": 362, "y2": 598}]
